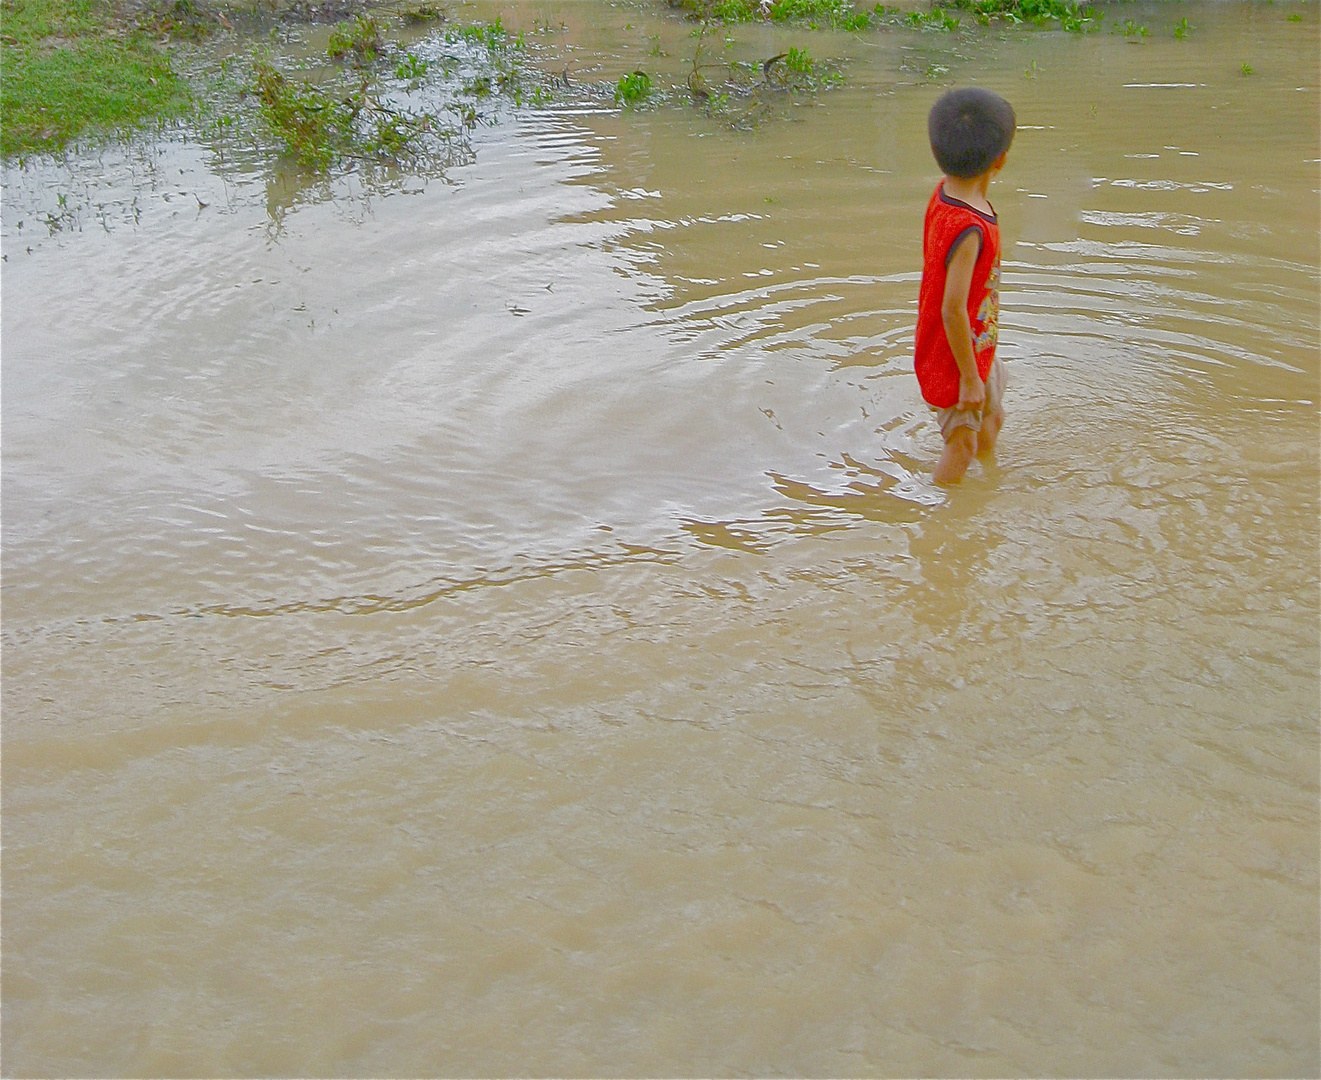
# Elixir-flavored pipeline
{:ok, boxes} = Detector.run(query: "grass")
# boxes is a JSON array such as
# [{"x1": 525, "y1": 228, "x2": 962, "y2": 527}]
[
  {"x1": 1, "y1": 0, "x2": 192, "y2": 155},
  {"x1": 616, "y1": 70, "x2": 653, "y2": 104},
  {"x1": 678, "y1": 0, "x2": 872, "y2": 31},
  {"x1": 904, "y1": 6, "x2": 961, "y2": 30},
  {"x1": 449, "y1": 15, "x2": 522, "y2": 52},
  {"x1": 674, "y1": 0, "x2": 1100, "y2": 33},
  {"x1": 327, "y1": 15, "x2": 382, "y2": 65},
  {"x1": 252, "y1": 59, "x2": 359, "y2": 170},
  {"x1": 947, "y1": 0, "x2": 1100, "y2": 31}
]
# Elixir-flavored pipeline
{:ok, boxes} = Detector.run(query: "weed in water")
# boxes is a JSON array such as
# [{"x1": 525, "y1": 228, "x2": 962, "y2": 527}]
[
  {"x1": 396, "y1": 53, "x2": 429, "y2": 80},
  {"x1": 1023, "y1": 58, "x2": 1038, "y2": 78},
  {"x1": 1116, "y1": 19, "x2": 1149, "y2": 37},
  {"x1": 402, "y1": 3, "x2": 445, "y2": 24},
  {"x1": 678, "y1": 0, "x2": 872, "y2": 31},
  {"x1": 1173, "y1": 16, "x2": 1191, "y2": 39},
  {"x1": 1240, "y1": 61, "x2": 1253, "y2": 75},
  {"x1": 1286, "y1": 12, "x2": 1303, "y2": 21},
  {"x1": 770, "y1": 45, "x2": 840, "y2": 89},
  {"x1": 615, "y1": 70, "x2": 653, "y2": 105},
  {"x1": 947, "y1": 0, "x2": 1099, "y2": 32},
  {"x1": 251, "y1": 56, "x2": 448, "y2": 172},
  {"x1": 327, "y1": 15, "x2": 381, "y2": 65},
  {"x1": 452, "y1": 17, "x2": 521, "y2": 53},
  {"x1": 252, "y1": 60, "x2": 357, "y2": 169},
  {"x1": 906, "y1": 7, "x2": 961, "y2": 31}
]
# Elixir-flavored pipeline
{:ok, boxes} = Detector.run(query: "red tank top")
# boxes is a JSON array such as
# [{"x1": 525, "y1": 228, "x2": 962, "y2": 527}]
[{"x1": 914, "y1": 182, "x2": 1000, "y2": 409}]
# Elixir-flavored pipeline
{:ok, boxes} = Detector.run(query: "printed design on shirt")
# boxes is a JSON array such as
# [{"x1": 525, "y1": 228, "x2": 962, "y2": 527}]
[{"x1": 973, "y1": 261, "x2": 1000, "y2": 354}]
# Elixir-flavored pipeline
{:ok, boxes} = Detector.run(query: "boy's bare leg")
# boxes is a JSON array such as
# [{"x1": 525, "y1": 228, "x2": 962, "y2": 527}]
[
  {"x1": 934, "y1": 425, "x2": 978, "y2": 484},
  {"x1": 976, "y1": 409, "x2": 1003, "y2": 457}
]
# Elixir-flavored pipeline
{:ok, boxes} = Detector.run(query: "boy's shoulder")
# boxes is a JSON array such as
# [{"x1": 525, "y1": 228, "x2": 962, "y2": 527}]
[{"x1": 932, "y1": 180, "x2": 997, "y2": 223}]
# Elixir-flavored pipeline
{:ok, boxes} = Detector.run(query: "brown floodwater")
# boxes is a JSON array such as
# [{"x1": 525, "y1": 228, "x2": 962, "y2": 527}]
[{"x1": 2, "y1": 1, "x2": 1318, "y2": 1075}]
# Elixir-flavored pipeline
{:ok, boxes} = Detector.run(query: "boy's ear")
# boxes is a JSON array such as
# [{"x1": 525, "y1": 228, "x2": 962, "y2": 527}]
[{"x1": 991, "y1": 150, "x2": 1009, "y2": 172}]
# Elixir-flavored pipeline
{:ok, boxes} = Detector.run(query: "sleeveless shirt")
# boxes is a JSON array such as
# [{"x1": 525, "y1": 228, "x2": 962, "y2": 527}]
[{"x1": 914, "y1": 182, "x2": 1001, "y2": 409}]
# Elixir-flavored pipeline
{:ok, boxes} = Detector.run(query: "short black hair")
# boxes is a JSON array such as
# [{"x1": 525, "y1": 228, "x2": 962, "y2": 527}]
[{"x1": 928, "y1": 87, "x2": 1016, "y2": 179}]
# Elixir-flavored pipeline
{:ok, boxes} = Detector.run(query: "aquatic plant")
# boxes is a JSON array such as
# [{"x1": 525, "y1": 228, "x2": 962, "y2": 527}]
[
  {"x1": 327, "y1": 15, "x2": 381, "y2": 65},
  {"x1": 946, "y1": 0, "x2": 1100, "y2": 32},
  {"x1": 1240, "y1": 61, "x2": 1253, "y2": 75},
  {"x1": 1116, "y1": 18, "x2": 1149, "y2": 37},
  {"x1": 396, "y1": 52, "x2": 429, "y2": 80},
  {"x1": 674, "y1": 0, "x2": 873, "y2": 31},
  {"x1": 1173, "y1": 16, "x2": 1192, "y2": 39},
  {"x1": 252, "y1": 60, "x2": 359, "y2": 169},
  {"x1": 904, "y1": 6, "x2": 961, "y2": 31},
  {"x1": 250, "y1": 57, "x2": 452, "y2": 170},
  {"x1": 450, "y1": 16, "x2": 522, "y2": 53},
  {"x1": 616, "y1": 70, "x2": 654, "y2": 105},
  {"x1": 401, "y1": 3, "x2": 444, "y2": 24}
]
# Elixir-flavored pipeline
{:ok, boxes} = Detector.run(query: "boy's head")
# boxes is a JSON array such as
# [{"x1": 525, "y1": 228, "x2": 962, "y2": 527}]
[{"x1": 928, "y1": 88, "x2": 1016, "y2": 179}]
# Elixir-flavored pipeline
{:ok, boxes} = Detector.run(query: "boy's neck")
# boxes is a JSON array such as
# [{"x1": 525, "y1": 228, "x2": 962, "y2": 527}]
[{"x1": 942, "y1": 171, "x2": 994, "y2": 213}]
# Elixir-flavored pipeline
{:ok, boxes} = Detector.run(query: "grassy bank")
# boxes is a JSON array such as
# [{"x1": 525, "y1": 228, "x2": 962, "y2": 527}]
[
  {"x1": 0, "y1": 0, "x2": 1150, "y2": 161},
  {"x1": 0, "y1": 0, "x2": 196, "y2": 155}
]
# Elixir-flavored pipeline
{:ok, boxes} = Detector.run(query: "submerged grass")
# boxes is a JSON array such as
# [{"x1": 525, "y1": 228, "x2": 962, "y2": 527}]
[
  {"x1": 673, "y1": 0, "x2": 1102, "y2": 33},
  {"x1": 1, "y1": 0, "x2": 192, "y2": 155}
]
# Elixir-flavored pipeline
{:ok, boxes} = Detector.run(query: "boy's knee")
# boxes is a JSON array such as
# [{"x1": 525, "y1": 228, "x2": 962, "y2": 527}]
[{"x1": 946, "y1": 425, "x2": 978, "y2": 456}]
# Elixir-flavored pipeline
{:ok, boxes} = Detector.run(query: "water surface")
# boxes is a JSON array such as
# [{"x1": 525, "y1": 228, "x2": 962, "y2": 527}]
[{"x1": 2, "y1": 2, "x2": 1318, "y2": 1074}]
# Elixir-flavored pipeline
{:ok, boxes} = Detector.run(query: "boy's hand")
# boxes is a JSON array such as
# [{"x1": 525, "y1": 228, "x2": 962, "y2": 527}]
[{"x1": 957, "y1": 372, "x2": 986, "y2": 411}]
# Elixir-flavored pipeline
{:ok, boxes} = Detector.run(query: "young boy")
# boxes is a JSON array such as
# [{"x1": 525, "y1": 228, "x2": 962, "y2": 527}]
[{"x1": 915, "y1": 87, "x2": 1015, "y2": 484}]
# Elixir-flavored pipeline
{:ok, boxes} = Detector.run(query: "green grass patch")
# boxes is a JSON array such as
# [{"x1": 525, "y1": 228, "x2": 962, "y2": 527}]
[
  {"x1": 615, "y1": 69, "x2": 653, "y2": 104},
  {"x1": 680, "y1": 0, "x2": 873, "y2": 31},
  {"x1": 1, "y1": 0, "x2": 191, "y2": 155},
  {"x1": 946, "y1": 0, "x2": 1101, "y2": 32},
  {"x1": 327, "y1": 14, "x2": 382, "y2": 65},
  {"x1": 675, "y1": 0, "x2": 1099, "y2": 33}
]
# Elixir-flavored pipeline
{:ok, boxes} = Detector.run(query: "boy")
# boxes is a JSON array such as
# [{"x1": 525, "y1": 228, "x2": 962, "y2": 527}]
[{"x1": 915, "y1": 87, "x2": 1015, "y2": 484}]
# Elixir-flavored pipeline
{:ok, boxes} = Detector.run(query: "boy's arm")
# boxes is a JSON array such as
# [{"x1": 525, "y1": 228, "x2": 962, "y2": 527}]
[{"x1": 941, "y1": 231, "x2": 985, "y2": 411}]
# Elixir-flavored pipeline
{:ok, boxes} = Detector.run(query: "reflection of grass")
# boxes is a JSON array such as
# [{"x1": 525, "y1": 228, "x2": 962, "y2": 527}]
[{"x1": 1, "y1": 0, "x2": 191, "y2": 155}]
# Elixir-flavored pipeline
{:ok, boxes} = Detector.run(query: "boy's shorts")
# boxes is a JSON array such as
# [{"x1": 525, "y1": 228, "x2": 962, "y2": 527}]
[{"x1": 935, "y1": 358, "x2": 1005, "y2": 442}]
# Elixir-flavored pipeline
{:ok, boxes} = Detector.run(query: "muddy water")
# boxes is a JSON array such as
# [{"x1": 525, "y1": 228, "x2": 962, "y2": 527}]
[{"x1": 3, "y1": 2, "x2": 1318, "y2": 1075}]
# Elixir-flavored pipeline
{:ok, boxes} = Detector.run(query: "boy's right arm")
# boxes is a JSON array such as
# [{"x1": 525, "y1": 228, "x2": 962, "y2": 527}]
[{"x1": 940, "y1": 232, "x2": 985, "y2": 411}]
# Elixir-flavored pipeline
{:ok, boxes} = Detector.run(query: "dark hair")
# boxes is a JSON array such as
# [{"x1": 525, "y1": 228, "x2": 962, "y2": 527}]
[{"x1": 928, "y1": 87, "x2": 1016, "y2": 179}]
